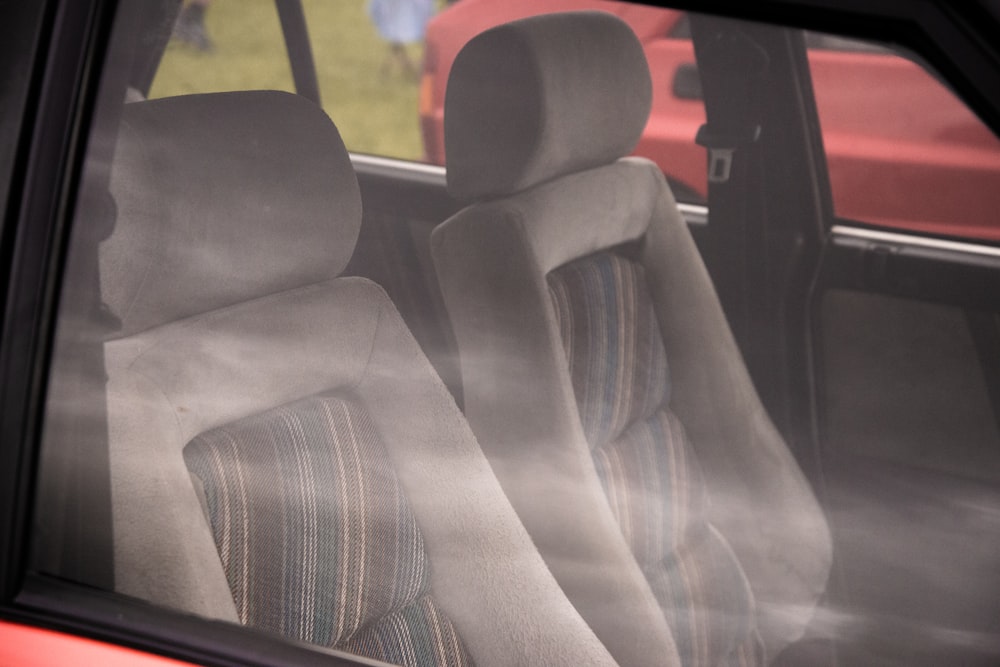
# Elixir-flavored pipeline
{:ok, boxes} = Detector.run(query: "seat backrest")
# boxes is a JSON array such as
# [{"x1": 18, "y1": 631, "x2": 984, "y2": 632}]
[
  {"x1": 101, "y1": 89, "x2": 619, "y2": 667},
  {"x1": 432, "y1": 11, "x2": 833, "y2": 665}
]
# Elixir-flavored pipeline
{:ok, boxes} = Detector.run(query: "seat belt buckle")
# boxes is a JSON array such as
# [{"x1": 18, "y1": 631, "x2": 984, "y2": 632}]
[
  {"x1": 695, "y1": 123, "x2": 761, "y2": 184},
  {"x1": 706, "y1": 146, "x2": 736, "y2": 184}
]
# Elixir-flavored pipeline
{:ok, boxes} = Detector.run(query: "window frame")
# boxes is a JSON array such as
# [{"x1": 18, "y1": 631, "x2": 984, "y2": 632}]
[
  {"x1": 0, "y1": 0, "x2": 108, "y2": 604},
  {"x1": 5, "y1": 1, "x2": 1000, "y2": 665}
]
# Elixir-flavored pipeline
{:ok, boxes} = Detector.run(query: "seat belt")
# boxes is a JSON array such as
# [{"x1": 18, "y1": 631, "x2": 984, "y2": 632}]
[{"x1": 690, "y1": 18, "x2": 769, "y2": 356}]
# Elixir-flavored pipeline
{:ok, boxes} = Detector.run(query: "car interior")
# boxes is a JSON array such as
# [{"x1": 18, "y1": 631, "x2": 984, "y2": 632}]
[{"x1": 24, "y1": 0, "x2": 1000, "y2": 666}]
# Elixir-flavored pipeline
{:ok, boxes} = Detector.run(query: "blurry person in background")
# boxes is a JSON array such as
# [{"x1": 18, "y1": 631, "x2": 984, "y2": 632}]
[
  {"x1": 367, "y1": 0, "x2": 435, "y2": 80},
  {"x1": 173, "y1": 0, "x2": 214, "y2": 52}
]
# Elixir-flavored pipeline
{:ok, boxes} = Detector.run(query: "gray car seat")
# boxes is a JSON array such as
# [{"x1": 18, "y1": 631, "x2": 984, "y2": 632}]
[
  {"x1": 99, "y1": 89, "x2": 619, "y2": 667},
  {"x1": 432, "y1": 11, "x2": 833, "y2": 666}
]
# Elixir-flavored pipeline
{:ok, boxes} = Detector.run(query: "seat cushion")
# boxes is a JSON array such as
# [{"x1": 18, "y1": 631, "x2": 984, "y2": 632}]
[
  {"x1": 595, "y1": 411, "x2": 764, "y2": 666},
  {"x1": 548, "y1": 251, "x2": 669, "y2": 448},
  {"x1": 549, "y1": 250, "x2": 764, "y2": 666},
  {"x1": 185, "y1": 392, "x2": 473, "y2": 666}
]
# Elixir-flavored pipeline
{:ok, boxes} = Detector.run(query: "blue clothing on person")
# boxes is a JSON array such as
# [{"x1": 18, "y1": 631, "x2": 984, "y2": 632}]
[{"x1": 368, "y1": 0, "x2": 435, "y2": 44}]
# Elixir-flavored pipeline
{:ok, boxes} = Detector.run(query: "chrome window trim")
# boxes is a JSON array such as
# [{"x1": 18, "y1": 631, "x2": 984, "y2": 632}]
[
  {"x1": 346, "y1": 156, "x2": 1000, "y2": 254},
  {"x1": 350, "y1": 153, "x2": 446, "y2": 177},
  {"x1": 348, "y1": 153, "x2": 711, "y2": 226},
  {"x1": 677, "y1": 202, "x2": 708, "y2": 226},
  {"x1": 831, "y1": 224, "x2": 1000, "y2": 259}
]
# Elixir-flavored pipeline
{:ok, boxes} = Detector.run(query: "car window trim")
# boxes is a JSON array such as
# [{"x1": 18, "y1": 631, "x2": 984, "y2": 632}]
[
  {"x1": 831, "y1": 224, "x2": 1000, "y2": 261},
  {"x1": 349, "y1": 153, "x2": 711, "y2": 226},
  {"x1": 275, "y1": 0, "x2": 320, "y2": 104},
  {"x1": 0, "y1": 0, "x2": 113, "y2": 603},
  {"x1": 9, "y1": 574, "x2": 378, "y2": 667}
]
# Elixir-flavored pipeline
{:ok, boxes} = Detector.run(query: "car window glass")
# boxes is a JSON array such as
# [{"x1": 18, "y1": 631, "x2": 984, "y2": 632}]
[
  {"x1": 27, "y1": 1, "x2": 1000, "y2": 665},
  {"x1": 301, "y1": 0, "x2": 436, "y2": 160},
  {"x1": 150, "y1": 0, "x2": 295, "y2": 97},
  {"x1": 808, "y1": 32, "x2": 1000, "y2": 240},
  {"x1": 151, "y1": 0, "x2": 436, "y2": 161}
]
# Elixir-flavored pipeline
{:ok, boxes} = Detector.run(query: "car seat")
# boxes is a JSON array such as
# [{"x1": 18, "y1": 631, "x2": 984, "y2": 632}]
[
  {"x1": 431, "y1": 11, "x2": 832, "y2": 666},
  {"x1": 99, "y1": 89, "x2": 619, "y2": 666}
]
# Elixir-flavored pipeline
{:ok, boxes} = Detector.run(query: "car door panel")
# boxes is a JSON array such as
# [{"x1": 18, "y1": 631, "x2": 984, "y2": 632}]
[{"x1": 806, "y1": 229, "x2": 1000, "y2": 663}]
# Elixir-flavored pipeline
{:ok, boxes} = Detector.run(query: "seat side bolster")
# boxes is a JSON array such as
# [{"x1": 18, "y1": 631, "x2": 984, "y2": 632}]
[
  {"x1": 641, "y1": 177, "x2": 833, "y2": 655},
  {"x1": 431, "y1": 208, "x2": 681, "y2": 667},
  {"x1": 104, "y1": 278, "x2": 384, "y2": 621},
  {"x1": 356, "y1": 287, "x2": 620, "y2": 667},
  {"x1": 501, "y1": 158, "x2": 660, "y2": 274},
  {"x1": 105, "y1": 360, "x2": 239, "y2": 622}
]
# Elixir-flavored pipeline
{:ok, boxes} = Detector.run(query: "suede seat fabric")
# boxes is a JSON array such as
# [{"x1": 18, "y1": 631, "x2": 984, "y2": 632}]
[
  {"x1": 103, "y1": 91, "x2": 361, "y2": 337},
  {"x1": 548, "y1": 251, "x2": 766, "y2": 665},
  {"x1": 434, "y1": 164, "x2": 683, "y2": 667},
  {"x1": 433, "y1": 159, "x2": 833, "y2": 661},
  {"x1": 444, "y1": 11, "x2": 652, "y2": 201},
  {"x1": 105, "y1": 275, "x2": 622, "y2": 667},
  {"x1": 102, "y1": 90, "x2": 621, "y2": 667},
  {"x1": 437, "y1": 10, "x2": 832, "y2": 660}
]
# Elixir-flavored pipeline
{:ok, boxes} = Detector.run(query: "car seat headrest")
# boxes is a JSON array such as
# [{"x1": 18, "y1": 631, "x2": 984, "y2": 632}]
[
  {"x1": 444, "y1": 11, "x2": 652, "y2": 201},
  {"x1": 101, "y1": 90, "x2": 361, "y2": 337}
]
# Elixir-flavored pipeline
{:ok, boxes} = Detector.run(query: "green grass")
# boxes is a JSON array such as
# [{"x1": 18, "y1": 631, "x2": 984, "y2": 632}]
[{"x1": 150, "y1": 0, "x2": 430, "y2": 160}]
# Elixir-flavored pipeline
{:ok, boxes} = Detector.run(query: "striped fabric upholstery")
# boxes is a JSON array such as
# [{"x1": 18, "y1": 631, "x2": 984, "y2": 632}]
[
  {"x1": 592, "y1": 409, "x2": 705, "y2": 564},
  {"x1": 549, "y1": 252, "x2": 669, "y2": 448},
  {"x1": 548, "y1": 252, "x2": 764, "y2": 666},
  {"x1": 344, "y1": 595, "x2": 471, "y2": 665},
  {"x1": 184, "y1": 394, "x2": 473, "y2": 667},
  {"x1": 596, "y1": 412, "x2": 764, "y2": 666}
]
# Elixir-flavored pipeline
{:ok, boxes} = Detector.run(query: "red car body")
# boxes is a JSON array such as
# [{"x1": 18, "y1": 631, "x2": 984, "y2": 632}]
[
  {"x1": 420, "y1": 0, "x2": 1000, "y2": 240},
  {"x1": 0, "y1": 621, "x2": 197, "y2": 667}
]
